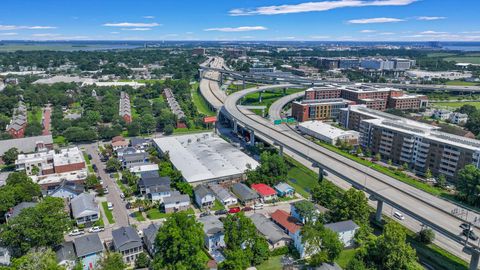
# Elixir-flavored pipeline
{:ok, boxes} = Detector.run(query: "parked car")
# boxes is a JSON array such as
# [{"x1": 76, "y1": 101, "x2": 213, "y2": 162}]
[
  {"x1": 103, "y1": 187, "x2": 109, "y2": 194},
  {"x1": 99, "y1": 179, "x2": 104, "y2": 185},
  {"x1": 214, "y1": 209, "x2": 228, "y2": 215},
  {"x1": 242, "y1": 206, "x2": 253, "y2": 212},
  {"x1": 87, "y1": 154, "x2": 92, "y2": 160},
  {"x1": 463, "y1": 229, "x2": 479, "y2": 241},
  {"x1": 92, "y1": 164, "x2": 97, "y2": 172},
  {"x1": 200, "y1": 212, "x2": 210, "y2": 217},
  {"x1": 107, "y1": 202, "x2": 114, "y2": 210},
  {"x1": 228, "y1": 207, "x2": 241, "y2": 214},
  {"x1": 68, "y1": 229, "x2": 85, "y2": 237},
  {"x1": 120, "y1": 193, "x2": 125, "y2": 199},
  {"x1": 88, "y1": 226, "x2": 104, "y2": 233},
  {"x1": 254, "y1": 204, "x2": 264, "y2": 210},
  {"x1": 393, "y1": 211, "x2": 405, "y2": 220},
  {"x1": 460, "y1": 223, "x2": 471, "y2": 230},
  {"x1": 126, "y1": 202, "x2": 132, "y2": 209}
]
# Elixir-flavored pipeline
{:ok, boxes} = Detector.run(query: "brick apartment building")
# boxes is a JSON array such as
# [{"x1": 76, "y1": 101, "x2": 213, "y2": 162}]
[
  {"x1": 339, "y1": 105, "x2": 480, "y2": 180},
  {"x1": 292, "y1": 84, "x2": 428, "y2": 122},
  {"x1": 6, "y1": 101, "x2": 27, "y2": 138},
  {"x1": 119, "y1": 91, "x2": 132, "y2": 124}
]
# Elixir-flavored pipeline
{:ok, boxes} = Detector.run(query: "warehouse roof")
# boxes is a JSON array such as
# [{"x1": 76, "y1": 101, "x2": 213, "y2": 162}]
[
  {"x1": 153, "y1": 133, "x2": 259, "y2": 183},
  {"x1": 298, "y1": 121, "x2": 359, "y2": 140}
]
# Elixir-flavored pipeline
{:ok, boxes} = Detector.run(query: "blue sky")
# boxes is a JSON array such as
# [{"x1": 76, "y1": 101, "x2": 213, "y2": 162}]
[{"x1": 0, "y1": 0, "x2": 478, "y2": 41}]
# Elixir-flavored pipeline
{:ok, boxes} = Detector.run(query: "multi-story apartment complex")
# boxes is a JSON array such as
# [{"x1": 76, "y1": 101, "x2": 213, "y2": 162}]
[
  {"x1": 163, "y1": 88, "x2": 186, "y2": 128},
  {"x1": 119, "y1": 91, "x2": 132, "y2": 124},
  {"x1": 339, "y1": 105, "x2": 480, "y2": 180},
  {"x1": 6, "y1": 101, "x2": 27, "y2": 138},
  {"x1": 15, "y1": 147, "x2": 86, "y2": 175},
  {"x1": 293, "y1": 84, "x2": 428, "y2": 121},
  {"x1": 291, "y1": 98, "x2": 354, "y2": 122}
]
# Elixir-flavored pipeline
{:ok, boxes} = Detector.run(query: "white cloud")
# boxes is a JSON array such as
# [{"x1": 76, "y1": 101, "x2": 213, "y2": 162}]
[
  {"x1": 230, "y1": 0, "x2": 417, "y2": 16},
  {"x1": 31, "y1": 33, "x2": 60, "y2": 37},
  {"x1": 360, "y1": 29, "x2": 376, "y2": 33},
  {"x1": 143, "y1": 16, "x2": 155, "y2": 19},
  {"x1": 240, "y1": 36, "x2": 255, "y2": 39},
  {"x1": 103, "y1": 22, "x2": 160, "y2": 27},
  {"x1": 0, "y1": 25, "x2": 56, "y2": 31},
  {"x1": 110, "y1": 32, "x2": 119, "y2": 34},
  {"x1": 0, "y1": 32, "x2": 18, "y2": 36},
  {"x1": 348, "y1": 17, "x2": 405, "y2": 24},
  {"x1": 310, "y1": 35, "x2": 330, "y2": 39},
  {"x1": 378, "y1": 32, "x2": 395, "y2": 35},
  {"x1": 420, "y1": 30, "x2": 447, "y2": 34},
  {"x1": 121, "y1": 28, "x2": 152, "y2": 31},
  {"x1": 416, "y1": 16, "x2": 446, "y2": 21},
  {"x1": 204, "y1": 26, "x2": 267, "y2": 32}
]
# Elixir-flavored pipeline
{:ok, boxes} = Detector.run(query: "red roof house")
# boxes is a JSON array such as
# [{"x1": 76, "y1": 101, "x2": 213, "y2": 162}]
[
  {"x1": 270, "y1": 209, "x2": 302, "y2": 234},
  {"x1": 251, "y1": 183, "x2": 277, "y2": 202}
]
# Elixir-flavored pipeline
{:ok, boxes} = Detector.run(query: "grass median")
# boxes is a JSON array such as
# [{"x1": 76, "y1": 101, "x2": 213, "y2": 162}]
[{"x1": 101, "y1": 201, "x2": 115, "y2": 224}]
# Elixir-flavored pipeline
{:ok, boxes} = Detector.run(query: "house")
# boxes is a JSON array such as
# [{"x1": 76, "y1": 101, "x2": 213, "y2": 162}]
[
  {"x1": 130, "y1": 137, "x2": 151, "y2": 150},
  {"x1": 316, "y1": 263, "x2": 343, "y2": 270},
  {"x1": 112, "y1": 226, "x2": 144, "y2": 264},
  {"x1": 129, "y1": 163, "x2": 159, "y2": 176},
  {"x1": 199, "y1": 216, "x2": 226, "y2": 252},
  {"x1": 274, "y1": 182, "x2": 295, "y2": 197},
  {"x1": 116, "y1": 147, "x2": 138, "y2": 159},
  {"x1": 291, "y1": 200, "x2": 329, "y2": 224},
  {"x1": 138, "y1": 176, "x2": 172, "y2": 202},
  {"x1": 163, "y1": 193, "x2": 190, "y2": 213},
  {"x1": 70, "y1": 193, "x2": 99, "y2": 226},
  {"x1": 73, "y1": 234, "x2": 104, "y2": 270},
  {"x1": 270, "y1": 210, "x2": 306, "y2": 258},
  {"x1": 55, "y1": 241, "x2": 76, "y2": 270},
  {"x1": 251, "y1": 183, "x2": 277, "y2": 202},
  {"x1": 194, "y1": 185, "x2": 215, "y2": 208},
  {"x1": 48, "y1": 180, "x2": 84, "y2": 199},
  {"x1": 250, "y1": 213, "x2": 291, "y2": 250},
  {"x1": 112, "y1": 140, "x2": 129, "y2": 151},
  {"x1": 209, "y1": 183, "x2": 237, "y2": 206},
  {"x1": 4, "y1": 202, "x2": 37, "y2": 222},
  {"x1": 325, "y1": 220, "x2": 359, "y2": 248},
  {"x1": 231, "y1": 183, "x2": 259, "y2": 205},
  {"x1": 121, "y1": 152, "x2": 149, "y2": 169},
  {"x1": 449, "y1": 112, "x2": 468, "y2": 125},
  {"x1": 143, "y1": 223, "x2": 161, "y2": 256},
  {"x1": 0, "y1": 247, "x2": 10, "y2": 266}
]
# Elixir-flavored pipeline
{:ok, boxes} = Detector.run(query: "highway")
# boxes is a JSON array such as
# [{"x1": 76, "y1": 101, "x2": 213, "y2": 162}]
[
  {"x1": 199, "y1": 57, "x2": 227, "y2": 110},
  {"x1": 199, "y1": 58, "x2": 480, "y2": 266}
]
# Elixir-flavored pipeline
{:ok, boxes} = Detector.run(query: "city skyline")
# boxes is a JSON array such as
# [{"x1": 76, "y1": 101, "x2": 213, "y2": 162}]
[{"x1": 0, "y1": 0, "x2": 478, "y2": 41}]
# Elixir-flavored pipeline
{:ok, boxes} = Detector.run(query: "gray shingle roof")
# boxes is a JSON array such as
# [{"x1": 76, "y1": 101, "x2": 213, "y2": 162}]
[
  {"x1": 139, "y1": 176, "x2": 171, "y2": 189},
  {"x1": 316, "y1": 263, "x2": 342, "y2": 270},
  {"x1": 70, "y1": 193, "x2": 98, "y2": 219},
  {"x1": 163, "y1": 193, "x2": 190, "y2": 205},
  {"x1": 112, "y1": 226, "x2": 142, "y2": 252},
  {"x1": 199, "y1": 215, "x2": 224, "y2": 235},
  {"x1": 122, "y1": 152, "x2": 148, "y2": 162},
  {"x1": 143, "y1": 223, "x2": 161, "y2": 246},
  {"x1": 325, "y1": 220, "x2": 359, "y2": 233},
  {"x1": 73, "y1": 234, "x2": 103, "y2": 257},
  {"x1": 0, "y1": 135, "x2": 53, "y2": 156},
  {"x1": 231, "y1": 183, "x2": 258, "y2": 201},
  {"x1": 7, "y1": 202, "x2": 37, "y2": 219},
  {"x1": 56, "y1": 241, "x2": 76, "y2": 263},
  {"x1": 209, "y1": 183, "x2": 236, "y2": 202},
  {"x1": 250, "y1": 213, "x2": 291, "y2": 244},
  {"x1": 194, "y1": 185, "x2": 213, "y2": 199}
]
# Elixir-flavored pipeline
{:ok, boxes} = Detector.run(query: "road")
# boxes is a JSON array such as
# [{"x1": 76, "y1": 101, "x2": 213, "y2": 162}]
[
  {"x1": 199, "y1": 57, "x2": 227, "y2": 110},
  {"x1": 268, "y1": 91, "x2": 305, "y2": 120}
]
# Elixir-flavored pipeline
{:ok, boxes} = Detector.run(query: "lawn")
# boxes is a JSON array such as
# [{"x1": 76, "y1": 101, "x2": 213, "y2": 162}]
[
  {"x1": 445, "y1": 80, "x2": 479, "y2": 86},
  {"x1": 101, "y1": 201, "x2": 115, "y2": 224},
  {"x1": 242, "y1": 88, "x2": 304, "y2": 117},
  {"x1": 173, "y1": 127, "x2": 211, "y2": 134},
  {"x1": 27, "y1": 107, "x2": 42, "y2": 124},
  {"x1": 432, "y1": 101, "x2": 480, "y2": 109},
  {"x1": 256, "y1": 255, "x2": 283, "y2": 270},
  {"x1": 134, "y1": 211, "x2": 146, "y2": 222},
  {"x1": 53, "y1": 136, "x2": 67, "y2": 146},
  {"x1": 146, "y1": 208, "x2": 194, "y2": 220},
  {"x1": 191, "y1": 83, "x2": 216, "y2": 116},
  {"x1": 211, "y1": 200, "x2": 225, "y2": 211},
  {"x1": 427, "y1": 52, "x2": 458, "y2": 58},
  {"x1": 445, "y1": 56, "x2": 480, "y2": 65},
  {"x1": 335, "y1": 249, "x2": 357, "y2": 268},
  {"x1": 285, "y1": 156, "x2": 319, "y2": 198}
]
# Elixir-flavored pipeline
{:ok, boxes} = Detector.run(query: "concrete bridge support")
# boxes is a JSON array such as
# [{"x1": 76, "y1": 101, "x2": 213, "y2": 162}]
[
  {"x1": 219, "y1": 72, "x2": 223, "y2": 85},
  {"x1": 259, "y1": 92, "x2": 263, "y2": 103},
  {"x1": 469, "y1": 249, "x2": 480, "y2": 270},
  {"x1": 233, "y1": 120, "x2": 238, "y2": 133},
  {"x1": 198, "y1": 68, "x2": 203, "y2": 78},
  {"x1": 283, "y1": 88, "x2": 286, "y2": 95},
  {"x1": 249, "y1": 130, "x2": 255, "y2": 146},
  {"x1": 375, "y1": 200, "x2": 384, "y2": 223},
  {"x1": 274, "y1": 142, "x2": 284, "y2": 156},
  {"x1": 242, "y1": 75, "x2": 246, "y2": 89}
]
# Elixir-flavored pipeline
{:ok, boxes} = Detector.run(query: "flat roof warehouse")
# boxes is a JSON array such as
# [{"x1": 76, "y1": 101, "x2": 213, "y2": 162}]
[{"x1": 153, "y1": 132, "x2": 259, "y2": 184}]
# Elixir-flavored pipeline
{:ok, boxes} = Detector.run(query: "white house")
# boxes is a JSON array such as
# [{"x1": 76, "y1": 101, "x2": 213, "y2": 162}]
[
  {"x1": 209, "y1": 183, "x2": 237, "y2": 206},
  {"x1": 70, "y1": 193, "x2": 99, "y2": 226},
  {"x1": 194, "y1": 185, "x2": 216, "y2": 208},
  {"x1": 433, "y1": 109, "x2": 452, "y2": 121},
  {"x1": 163, "y1": 193, "x2": 190, "y2": 213},
  {"x1": 449, "y1": 112, "x2": 468, "y2": 125},
  {"x1": 270, "y1": 210, "x2": 306, "y2": 258},
  {"x1": 325, "y1": 220, "x2": 359, "y2": 248}
]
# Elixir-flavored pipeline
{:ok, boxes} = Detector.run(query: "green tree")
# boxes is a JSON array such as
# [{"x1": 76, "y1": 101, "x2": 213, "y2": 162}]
[
  {"x1": 301, "y1": 220, "x2": 344, "y2": 266},
  {"x1": 292, "y1": 200, "x2": 320, "y2": 223},
  {"x1": 0, "y1": 197, "x2": 70, "y2": 257},
  {"x1": 85, "y1": 174, "x2": 100, "y2": 189},
  {"x1": 311, "y1": 180, "x2": 339, "y2": 209},
  {"x1": 456, "y1": 165, "x2": 480, "y2": 206},
  {"x1": 331, "y1": 188, "x2": 370, "y2": 225},
  {"x1": 374, "y1": 153, "x2": 381, "y2": 161},
  {"x1": 436, "y1": 174, "x2": 447, "y2": 189},
  {"x1": 0, "y1": 172, "x2": 42, "y2": 214},
  {"x1": 127, "y1": 121, "x2": 141, "y2": 137},
  {"x1": 163, "y1": 124, "x2": 174, "y2": 135},
  {"x1": 2, "y1": 147, "x2": 19, "y2": 165},
  {"x1": 153, "y1": 212, "x2": 206, "y2": 270},
  {"x1": 11, "y1": 248, "x2": 64, "y2": 270},
  {"x1": 222, "y1": 212, "x2": 270, "y2": 267},
  {"x1": 246, "y1": 151, "x2": 288, "y2": 186},
  {"x1": 425, "y1": 168, "x2": 432, "y2": 179},
  {"x1": 25, "y1": 122, "x2": 43, "y2": 136},
  {"x1": 106, "y1": 158, "x2": 122, "y2": 172},
  {"x1": 359, "y1": 222, "x2": 422, "y2": 270},
  {"x1": 135, "y1": 252, "x2": 151, "y2": 269},
  {"x1": 140, "y1": 114, "x2": 157, "y2": 134},
  {"x1": 416, "y1": 227, "x2": 435, "y2": 244},
  {"x1": 97, "y1": 252, "x2": 126, "y2": 270}
]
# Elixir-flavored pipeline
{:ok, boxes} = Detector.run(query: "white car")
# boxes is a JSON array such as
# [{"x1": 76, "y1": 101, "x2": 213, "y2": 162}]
[
  {"x1": 68, "y1": 229, "x2": 85, "y2": 237},
  {"x1": 107, "y1": 202, "x2": 114, "y2": 210},
  {"x1": 393, "y1": 211, "x2": 405, "y2": 220},
  {"x1": 254, "y1": 203, "x2": 264, "y2": 210},
  {"x1": 88, "y1": 226, "x2": 104, "y2": 233}
]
